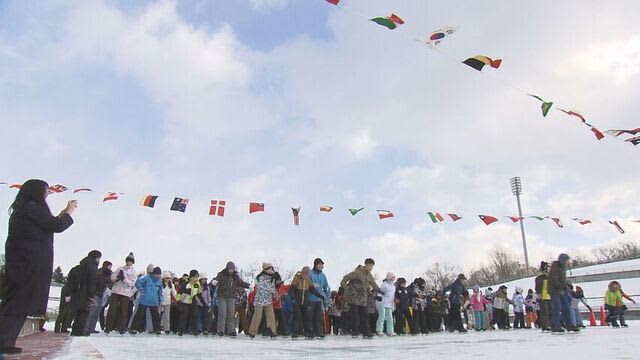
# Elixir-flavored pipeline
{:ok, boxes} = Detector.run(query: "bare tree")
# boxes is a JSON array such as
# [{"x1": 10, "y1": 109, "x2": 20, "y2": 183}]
[
  {"x1": 238, "y1": 258, "x2": 295, "y2": 286},
  {"x1": 423, "y1": 262, "x2": 460, "y2": 290},
  {"x1": 593, "y1": 241, "x2": 640, "y2": 263}
]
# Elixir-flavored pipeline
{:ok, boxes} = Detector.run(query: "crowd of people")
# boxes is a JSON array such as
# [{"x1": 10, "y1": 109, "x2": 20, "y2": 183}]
[
  {"x1": 0, "y1": 181, "x2": 636, "y2": 355},
  {"x1": 55, "y1": 252, "x2": 637, "y2": 339}
]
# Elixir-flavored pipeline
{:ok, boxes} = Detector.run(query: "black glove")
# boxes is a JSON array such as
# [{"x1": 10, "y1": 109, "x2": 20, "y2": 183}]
[
  {"x1": 117, "y1": 270, "x2": 125, "y2": 281},
  {"x1": 375, "y1": 296, "x2": 382, "y2": 302}
]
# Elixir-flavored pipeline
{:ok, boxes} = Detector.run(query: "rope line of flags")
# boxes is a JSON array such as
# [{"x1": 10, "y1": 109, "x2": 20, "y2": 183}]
[{"x1": 1, "y1": 182, "x2": 635, "y2": 234}]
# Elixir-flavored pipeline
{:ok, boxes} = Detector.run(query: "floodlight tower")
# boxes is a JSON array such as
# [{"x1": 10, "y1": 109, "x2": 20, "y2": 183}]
[{"x1": 510, "y1": 177, "x2": 530, "y2": 275}]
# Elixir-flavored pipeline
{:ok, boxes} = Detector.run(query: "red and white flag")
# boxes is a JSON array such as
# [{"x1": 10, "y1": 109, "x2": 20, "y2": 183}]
[
  {"x1": 209, "y1": 200, "x2": 226, "y2": 217},
  {"x1": 47, "y1": 184, "x2": 68, "y2": 194},
  {"x1": 249, "y1": 202, "x2": 264, "y2": 214},
  {"x1": 103, "y1": 192, "x2": 119, "y2": 202},
  {"x1": 479, "y1": 215, "x2": 498, "y2": 226}
]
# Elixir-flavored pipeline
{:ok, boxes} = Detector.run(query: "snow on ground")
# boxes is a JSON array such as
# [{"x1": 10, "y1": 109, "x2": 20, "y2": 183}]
[
  {"x1": 567, "y1": 258, "x2": 640, "y2": 276},
  {"x1": 53, "y1": 323, "x2": 639, "y2": 360}
]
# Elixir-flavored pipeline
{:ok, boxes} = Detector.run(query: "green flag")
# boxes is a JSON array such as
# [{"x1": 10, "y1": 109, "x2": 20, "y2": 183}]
[
  {"x1": 349, "y1": 208, "x2": 365, "y2": 216},
  {"x1": 371, "y1": 17, "x2": 397, "y2": 30},
  {"x1": 529, "y1": 94, "x2": 553, "y2": 117},
  {"x1": 529, "y1": 216, "x2": 544, "y2": 221},
  {"x1": 427, "y1": 212, "x2": 445, "y2": 223}
]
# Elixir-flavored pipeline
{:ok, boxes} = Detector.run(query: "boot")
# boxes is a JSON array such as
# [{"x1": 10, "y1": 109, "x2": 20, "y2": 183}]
[
  {"x1": 620, "y1": 316, "x2": 628, "y2": 328},
  {"x1": 551, "y1": 326, "x2": 565, "y2": 333}
]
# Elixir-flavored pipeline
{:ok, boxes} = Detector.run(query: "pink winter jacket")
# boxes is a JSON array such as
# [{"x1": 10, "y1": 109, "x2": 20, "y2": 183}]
[{"x1": 469, "y1": 293, "x2": 489, "y2": 312}]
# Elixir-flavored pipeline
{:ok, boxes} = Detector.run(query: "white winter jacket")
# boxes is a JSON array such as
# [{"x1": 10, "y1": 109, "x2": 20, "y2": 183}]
[
  {"x1": 110, "y1": 265, "x2": 138, "y2": 298},
  {"x1": 378, "y1": 280, "x2": 396, "y2": 308},
  {"x1": 161, "y1": 283, "x2": 177, "y2": 306}
]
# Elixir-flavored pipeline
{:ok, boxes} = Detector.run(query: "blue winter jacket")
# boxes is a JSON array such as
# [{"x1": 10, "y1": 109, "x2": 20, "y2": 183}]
[
  {"x1": 135, "y1": 275, "x2": 163, "y2": 307},
  {"x1": 308, "y1": 269, "x2": 330, "y2": 303}
]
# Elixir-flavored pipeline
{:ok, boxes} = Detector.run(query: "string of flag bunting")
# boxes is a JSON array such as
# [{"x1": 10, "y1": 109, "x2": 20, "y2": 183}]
[
  {"x1": 0, "y1": 182, "x2": 635, "y2": 234},
  {"x1": 322, "y1": 0, "x2": 640, "y2": 147}
]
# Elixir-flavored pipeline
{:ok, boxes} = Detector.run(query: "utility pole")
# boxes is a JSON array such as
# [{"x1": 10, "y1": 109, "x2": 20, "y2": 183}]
[{"x1": 510, "y1": 177, "x2": 530, "y2": 275}]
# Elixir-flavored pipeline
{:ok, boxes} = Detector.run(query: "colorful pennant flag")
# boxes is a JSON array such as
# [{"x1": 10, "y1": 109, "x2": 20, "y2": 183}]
[
  {"x1": 462, "y1": 56, "x2": 502, "y2": 71},
  {"x1": 349, "y1": 208, "x2": 365, "y2": 216},
  {"x1": 448, "y1": 213, "x2": 462, "y2": 222},
  {"x1": 249, "y1": 202, "x2": 265, "y2": 214},
  {"x1": 209, "y1": 200, "x2": 226, "y2": 217},
  {"x1": 558, "y1": 109, "x2": 587, "y2": 123},
  {"x1": 425, "y1": 26, "x2": 456, "y2": 46},
  {"x1": 292, "y1": 207, "x2": 301, "y2": 226},
  {"x1": 529, "y1": 95, "x2": 553, "y2": 117},
  {"x1": 609, "y1": 220, "x2": 625, "y2": 234},
  {"x1": 9, "y1": 184, "x2": 22, "y2": 189},
  {"x1": 625, "y1": 136, "x2": 640, "y2": 146},
  {"x1": 479, "y1": 215, "x2": 498, "y2": 226},
  {"x1": 529, "y1": 216, "x2": 545, "y2": 221},
  {"x1": 572, "y1": 218, "x2": 592, "y2": 225},
  {"x1": 103, "y1": 192, "x2": 119, "y2": 202},
  {"x1": 47, "y1": 184, "x2": 68, "y2": 194},
  {"x1": 604, "y1": 128, "x2": 640, "y2": 137},
  {"x1": 170, "y1": 197, "x2": 189, "y2": 213},
  {"x1": 546, "y1": 217, "x2": 564, "y2": 228},
  {"x1": 508, "y1": 216, "x2": 524, "y2": 223},
  {"x1": 326, "y1": 0, "x2": 339, "y2": 5},
  {"x1": 377, "y1": 210, "x2": 394, "y2": 220},
  {"x1": 141, "y1": 195, "x2": 159, "y2": 208},
  {"x1": 428, "y1": 212, "x2": 445, "y2": 223},
  {"x1": 370, "y1": 14, "x2": 404, "y2": 30},
  {"x1": 590, "y1": 126, "x2": 605, "y2": 140},
  {"x1": 72, "y1": 188, "x2": 92, "y2": 194},
  {"x1": 320, "y1": 205, "x2": 334, "y2": 212}
]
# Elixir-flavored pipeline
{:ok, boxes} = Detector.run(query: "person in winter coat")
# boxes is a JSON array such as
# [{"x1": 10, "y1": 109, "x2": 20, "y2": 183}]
[
  {"x1": 511, "y1": 287, "x2": 526, "y2": 329},
  {"x1": 195, "y1": 273, "x2": 211, "y2": 335},
  {"x1": 54, "y1": 281, "x2": 72, "y2": 333},
  {"x1": 340, "y1": 259, "x2": 381, "y2": 339},
  {"x1": 409, "y1": 278, "x2": 429, "y2": 334},
  {"x1": 394, "y1": 277, "x2": 413, "y2": 335},
  {"x1": 160, "y1": 272, "x2": 176, "y2": 334},
  {"x1": 68, "y1": 250, "x2": 102, "y2": 336},
  {"x1": 328, "y1": 291, "x2": 343, "y2": 335},
  {"x1": 215, "y1": 261, "x2": 250, "y2": 336},
  {"x1": 375, "y1": 272, "x2": 396, "y2": 336},
  {"x1": 524, "y1": 289, "x2": 537, "y2": 328},
  {"x1": 548, "y1": 253, "x2": 579, "y2": 333},
  {"x1": 272, "y1": 272, "x2": 289, "y2": 336},
  {"x1": 85, "y1": 260, "x2": 112, "y2": 334},
  {"x1": 178, "y1": 270, "x2": 203, "y2": 336},
  {"x1": 207, "y1": 279, "x2": 219, "y2": 334},
  {"x1": 308, "y1": 258, "x2": 330, "y2": 339},
  {"x1": 429, "y1": 291, "x2": 446, "y2": 332},
  {"x1": 105, "y1": 253, "x2": 137, "y2": 334},
  {"x1": 534, "y1": 261, "x2": 551, "y2": 331},
  {"x1": 248, "y1": 263, "x2": 278, "y2": 339},
  {"x1": 604, "y1": 281, "x2": 636, "y2": 327},
  {"x1": 130, "y1": 267, "x2": 163, "y2": 334},
  {"x1": 0, "y1": 180, "x2": 76, "y2": 354},
  {"x1": 443, "y1": 273, "x2": 468, "y2": 333},
  {"x1": 469, "y1": 285, "x2": 490, "y2": 331},
  {"x1": 570, "y1": 285, "x2": 591, "y2": 328},
  {"x1": 490, "y1": 285, "x2": 512, "y2": 330},
  {"x1": 484, "y1": 287, "x2": 494, "y2": 326}
]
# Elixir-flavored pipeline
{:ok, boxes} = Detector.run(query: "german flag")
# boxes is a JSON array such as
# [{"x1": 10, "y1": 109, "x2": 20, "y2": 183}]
[
  {"x1": 462, "y1": 56, "x2": 502, "y2": 71},
  {"x1": 141, "y1": 195, "x2": 158, "y2": 208}
]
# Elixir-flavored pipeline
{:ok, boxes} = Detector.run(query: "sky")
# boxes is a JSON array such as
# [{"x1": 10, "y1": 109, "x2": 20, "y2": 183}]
[{"x1": 1, "y1": 0, "x2": 639, "y2": 287}]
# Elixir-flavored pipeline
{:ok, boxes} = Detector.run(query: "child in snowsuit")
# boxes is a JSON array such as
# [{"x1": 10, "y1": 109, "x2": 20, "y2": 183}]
[
  {"x1": 570, "y1": 285, "x2": 591, "y2": 328},
  {"x1": 178, "y1": 270, "x2": 203, "y2": 336},
  {"x1": 375, "y1": 273, "x2": 396, "y2": 336},
  {"x1": 469, "y1": 286, "x2": 490, "y2": 331},
  {"x1": 512, "y1": 287, "x2": 525, "y2": 329},
  {"x1": 605, "y1": 281, "x2": 636, "y2": 327},
  {"x1": 394, "y1": 278, "x2": 413, "y2": 335},
  {"x1": 130, "y1": 267, "x2": 163, "y2": 334}
]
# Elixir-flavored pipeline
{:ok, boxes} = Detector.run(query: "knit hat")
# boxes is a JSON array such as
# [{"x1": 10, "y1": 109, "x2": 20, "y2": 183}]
[
  {"x1": 473, "y1": 285, "x2": 480, "y2": 293},
  {"x1": 499, "y1": 285, "x2": 507, "y2": 290},
  {"x1": 162, "y1": 271, "x2": 172, "y2": 279},
  {"x1": 262, "y1": 262, "x2": 274, "y2": 271},
  {"x1": 515, "y1": 287, "x2": 523, "y2": 294},
  {"x1": 146, "y1": 264, "x2": 155, "y2": 274},
  {"x1": 199, "y1": 273, "x2": 208, "y2": 281},
  {"x1": 88, "y1": 250, "x2": 102, "y2": 259},
  {"x1": 125, "y1": 252, "x2": 135, "y2": 264},
  {"x1": 539, "y1": 261, "x2": 549, "y2": 271},
  {"x1": 386, "y1": 272, "x2": 396, "y2": 281},
  {"x1": 314, "y1": 258, "x2": 324, "y2": 268},
  {"x1": 152, "y1": 267, "x2": 162, "y2": 276},
  {"x1": 102, "y1": 261, "x2": 112, "y2": 269},
  {"x1": 226, "y1": 261, "x2": 236, "y2": 271},
  {"x1": 189, "y1": 269, "x2": 199, "y2": 278}
]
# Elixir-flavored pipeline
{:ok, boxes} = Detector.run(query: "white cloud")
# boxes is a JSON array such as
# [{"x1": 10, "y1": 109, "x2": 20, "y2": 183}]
[{"x1": 567, "y1": 35, "x2": 640, "y2": 83}]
